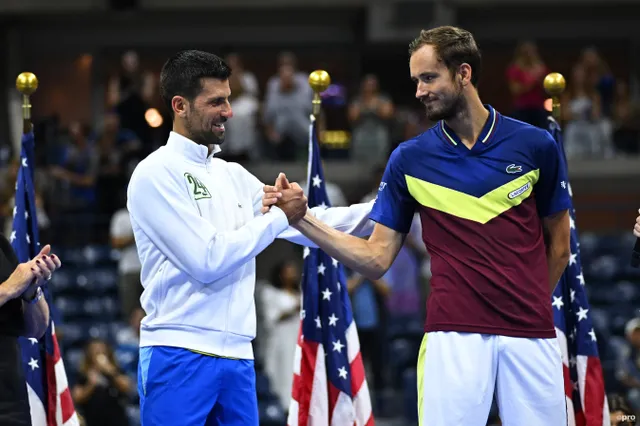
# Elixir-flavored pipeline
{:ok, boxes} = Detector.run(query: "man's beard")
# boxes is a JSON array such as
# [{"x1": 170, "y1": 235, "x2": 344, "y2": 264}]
[
  {"x1": 185, "y1": 115, "x2": 225, "y2": 147},
  {"x1": 422, "y1": 85, "x2": 466, "y2": 122}
]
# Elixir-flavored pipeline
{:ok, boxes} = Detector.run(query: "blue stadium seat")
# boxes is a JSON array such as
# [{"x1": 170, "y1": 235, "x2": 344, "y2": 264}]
[
  {"x1": 50, "y1": 269, "x2": 74, "y2": 293},
  {"x1": 110, "y1": 321, "x2": 129, "y2": 338},
  {"x1": 87, "y1": 322, "x2": 112, "y2": 342},
  {"x1": 586, "y1": 254, "x2": 620, "y2": 281},
  {"x1": 258, "y1": 400, "x2": 286, "y2": 426},
  {"x1": 64, "y1": 347, "x2": 84, "y2": 375},
  {"x1": 81, "y1": 245, "x2": 118, "y2": 266},
  {"x1": 387, "y1": 316, "x2": 423, "y2": 340},
  {"x1": 55, "y1": 296, "x2": 83, "y2": 320},
  {"x1": 616, "y1": 281, "x2": 640, "y2": 302},
  {"x1": 402, "y1": 367, "x2": 418, "y2": 423},
  {"x1": 590, "y1": 307, "x2": 610, "y2": 336},
  {"x1": 82, "y1": 298, "x2": 106, "y2": 317},
  {"x1": 57, "y1": 247, "x2": 86, "y2": 267},
  {"x1": 389, "y1": 338, "x2": 419, "y2": 386},
  {"x1": 608, "y1": 306, "x2": 639, "y2": 336},
  {"x1": 58, "y1": 322, "x2": 86, "y2": 348},
  {"x1": 92, "y1": 267, "x2": 119, "y2": 292}
]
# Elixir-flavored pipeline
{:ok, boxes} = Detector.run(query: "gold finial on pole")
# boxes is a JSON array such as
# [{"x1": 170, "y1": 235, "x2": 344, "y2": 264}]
[
  {"x1": 543, "y1": 72, "x2": 565, "y2": 121},
  {"x1": 308, "y1": 70, "x2": 331, "y2": 118},
  {"x1": 16, "y1": 72, "x2": 38, "y2": 134}
]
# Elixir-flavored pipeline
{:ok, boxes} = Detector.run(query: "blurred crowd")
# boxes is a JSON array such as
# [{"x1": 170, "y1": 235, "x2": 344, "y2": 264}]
[{"x1": 1, "y1": 41, "x2": 638, "y2": 426}]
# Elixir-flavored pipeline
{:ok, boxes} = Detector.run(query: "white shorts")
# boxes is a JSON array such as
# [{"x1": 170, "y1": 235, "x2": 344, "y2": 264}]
[{"x1": 417, "y1": 331, "x2": 567, "y2": 426}]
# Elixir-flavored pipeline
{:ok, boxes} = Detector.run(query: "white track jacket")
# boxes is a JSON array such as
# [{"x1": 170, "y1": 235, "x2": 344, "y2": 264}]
[{"x1": 127, "y1": 131, "x2": 374, "y2": 359}]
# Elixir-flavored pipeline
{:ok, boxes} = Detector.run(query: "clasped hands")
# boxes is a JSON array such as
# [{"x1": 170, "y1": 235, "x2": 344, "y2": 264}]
[
  {"x1": 4, "y1": 245, "x2": 61, "y2": 302},
  {"x1": 262, "y1": 173, "x2": 308, "y2": 224}
]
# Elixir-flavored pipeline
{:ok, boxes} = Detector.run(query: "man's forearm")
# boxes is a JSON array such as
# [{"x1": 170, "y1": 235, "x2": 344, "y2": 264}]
[
  {"x1": 22, "y1": 297, "x2": 50, "y2": 339},
  {"x1": 293, "y1": 214, "x2": 386, "y2": 279},
  {"x1": 0, "y1": 287, "x2": 12, "y2": 308},
  {"x1": 547, "y1": 247, "x2": 570, "y2": 293}
]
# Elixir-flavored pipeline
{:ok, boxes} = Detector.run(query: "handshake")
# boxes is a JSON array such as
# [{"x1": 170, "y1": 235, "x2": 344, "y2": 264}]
[{"x1": 261, "y1": 172, "x2": 308, "y2": 224}]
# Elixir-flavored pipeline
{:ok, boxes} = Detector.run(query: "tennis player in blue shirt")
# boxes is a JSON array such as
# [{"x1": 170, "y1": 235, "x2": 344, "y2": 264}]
[{"x1": 266, "y1": 26, "x2": 572, "y2": 426}]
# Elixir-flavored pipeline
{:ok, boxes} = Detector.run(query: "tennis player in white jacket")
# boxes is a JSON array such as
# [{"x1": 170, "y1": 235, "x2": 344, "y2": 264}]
[{"x1": 127, "y1": 50, "x2": 375, "y2": 426}]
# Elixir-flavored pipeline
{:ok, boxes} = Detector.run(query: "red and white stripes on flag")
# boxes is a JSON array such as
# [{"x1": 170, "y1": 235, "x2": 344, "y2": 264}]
[{"x1": 289, "y1": 321, "x2": 374, "y2": 426}]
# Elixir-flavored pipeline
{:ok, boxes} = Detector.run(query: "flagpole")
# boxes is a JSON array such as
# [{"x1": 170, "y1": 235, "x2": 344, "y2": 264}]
[
  {"x1": 543, "y1": 72, "x2": 565, "y2": 120},
  {"x1": 15, "y1": 72, "x2": 38, "y2": 134},
  {"x1": 308, "y1": 70, "x2": 331, "y2": 119},
  {"x1": 306, "y1": 70, "x2": 331, "y2": 186}
]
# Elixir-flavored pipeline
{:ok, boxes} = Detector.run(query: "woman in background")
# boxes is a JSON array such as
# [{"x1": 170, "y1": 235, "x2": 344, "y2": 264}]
[
  {"x1": 72, "y1": 339, "x2": 132, "y2": 426},
  {"x1": 261, "y1": 261, "x2": 301, "y2": 411},
  {"x1": 506, "y1": 40, "x2": 549, "y2": 129}
]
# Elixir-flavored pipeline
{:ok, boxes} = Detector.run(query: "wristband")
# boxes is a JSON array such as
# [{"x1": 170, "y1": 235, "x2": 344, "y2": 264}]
[{"x1": 23, "y1": 286, "x2": 43, "y2": 304}]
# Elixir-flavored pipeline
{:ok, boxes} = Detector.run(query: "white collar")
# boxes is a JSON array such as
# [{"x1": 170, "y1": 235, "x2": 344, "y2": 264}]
[{"x1": 166, "y1": 131, "x2": 221, "y2": 163}]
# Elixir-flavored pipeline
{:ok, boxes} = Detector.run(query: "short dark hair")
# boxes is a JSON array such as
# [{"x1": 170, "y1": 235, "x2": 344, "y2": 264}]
[
  {"x1": 160, "y1": 50, "x2": 232, "y2": 118},
  {"x1": 408, "y1": 26, "x2": 482, "y2": 87}
]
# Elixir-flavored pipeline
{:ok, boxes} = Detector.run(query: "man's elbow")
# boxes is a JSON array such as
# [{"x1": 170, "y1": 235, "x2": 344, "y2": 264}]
[{"x1": 363, "y1": 257, "x2": 392, "y2": 281}]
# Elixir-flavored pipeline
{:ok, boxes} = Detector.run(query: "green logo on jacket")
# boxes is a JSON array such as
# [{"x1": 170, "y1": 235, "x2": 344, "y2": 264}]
[{"x1": 185, "y1": 173, "x2": 211, "y2": 200}]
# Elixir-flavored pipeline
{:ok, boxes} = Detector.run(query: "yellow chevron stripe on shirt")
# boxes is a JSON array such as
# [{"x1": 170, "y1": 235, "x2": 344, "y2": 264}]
[{"x1": 405, "y1": 169, "x2": 540, "y2": 224}]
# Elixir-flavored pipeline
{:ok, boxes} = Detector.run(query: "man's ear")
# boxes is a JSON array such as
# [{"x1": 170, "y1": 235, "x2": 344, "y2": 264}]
[{"x1": 172, "y1": 96, "x2": 188, "y2": 118}]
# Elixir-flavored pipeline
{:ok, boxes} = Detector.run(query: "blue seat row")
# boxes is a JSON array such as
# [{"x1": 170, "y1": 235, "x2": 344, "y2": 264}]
[{"x1": 55, "y1": 295, "x2": 121, "y2": 320}]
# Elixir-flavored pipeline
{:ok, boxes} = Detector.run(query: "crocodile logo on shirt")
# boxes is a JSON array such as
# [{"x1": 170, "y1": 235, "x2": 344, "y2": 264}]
[
  {"x1": 506, "y1": 164, "x2": 523, "y2": 174},
  {"x1": 184, "y1": 173, "x2": 211, "y2": 200}
]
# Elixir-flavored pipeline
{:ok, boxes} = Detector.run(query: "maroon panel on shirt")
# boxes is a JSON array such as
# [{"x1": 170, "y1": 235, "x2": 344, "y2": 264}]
[{"x1": 419, "y1": 195, "x2": 556, "y2": 338}]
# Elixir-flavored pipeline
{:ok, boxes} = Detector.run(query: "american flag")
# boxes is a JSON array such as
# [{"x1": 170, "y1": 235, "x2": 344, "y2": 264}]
[
  {"x1": 288, "y1": 116, "x2": 374, "y2": 426},
  {"x1": 548, "y1": 117, "x2": 610, "y2": 426},
  {"x1": 11, "y1": 131, "x2": 79, "y2": 426}
]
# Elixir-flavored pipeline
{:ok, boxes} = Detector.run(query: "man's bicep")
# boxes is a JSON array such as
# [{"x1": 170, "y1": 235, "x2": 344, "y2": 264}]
[{"x1": 368, "y1": 222, "x2": 407, "y2": 269}]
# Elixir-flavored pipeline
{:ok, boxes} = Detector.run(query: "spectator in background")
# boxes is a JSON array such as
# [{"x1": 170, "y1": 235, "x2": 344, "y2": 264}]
[
  {"x1": 263, "y1": 63, "x2": 313, "y2": 161},
  {"x1": 348, "y1": 74, "x2": 394, "y2": 163},
  {"x1": 265, "y1": 51, "x2": 310, "y2": 101},
  {"x1": 616, "y1": 318, "x2": 640, "y2": 413},
  {"x1": 107, "y1": 50, "x2": 155, "y2": 157},
  {"x1": 608, "y1": 393, "x2": 635, "y2": 426},
  {"x1": 506, "y1": 41, "x2": 549, "y2": 129},
  {"x1": 261, "y1": 261, "x2": 301, "y2": 411},
  {"x1": 72, "y1": 339, "x2": 132, "y2": 426},
  {"x1": 225, "y1": 53, "x2": 259, "y2": 97},
  {"x1": 110, "y1": 191, "x2": 142, "y2": 322},
  {"x1": 612, "y1": 80, "x2": 640, "y2": 155},
  {"x1": 561, "y1": 64, "x2": 612, "y2": 159},
  {"x1": 347, "y1": 270, "x2": 389, "y2": 397},
  {"x1": 219, "y1": 71, "x2": 259, "y2": 164},
  {"x1": 49, "y1": 121, "x2": 98, "y2": 211},
  {"x1": 580, "y1": 47, "x2": 616, "y2": 119}
]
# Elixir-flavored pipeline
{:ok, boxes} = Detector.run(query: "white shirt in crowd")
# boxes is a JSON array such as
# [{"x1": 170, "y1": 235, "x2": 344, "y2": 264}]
[{"x1": 109, "y1": 208, "x2": 142, "y2": 275}]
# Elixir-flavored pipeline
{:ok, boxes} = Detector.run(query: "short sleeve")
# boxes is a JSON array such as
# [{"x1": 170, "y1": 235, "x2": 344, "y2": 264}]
[
  {"x1": 369, "y1": 148, "x2": 416, "y2": 234},
  {"x1": 534, "y1": 131, "x2": 572, "y2": 218}
]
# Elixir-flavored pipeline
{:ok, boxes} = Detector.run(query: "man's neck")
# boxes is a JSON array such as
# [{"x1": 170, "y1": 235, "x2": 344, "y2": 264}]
[
  {"x1": 172, "y1": 125, "x2": 215, "y2": 156},
  {"x1": 444, "y1": 94, "x2": 489, "y2": 149}
]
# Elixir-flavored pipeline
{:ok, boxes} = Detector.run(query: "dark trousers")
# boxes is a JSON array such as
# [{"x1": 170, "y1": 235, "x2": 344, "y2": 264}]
[{"x1": 358, "y1": 328, "x2": 385, "y2": 391}]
